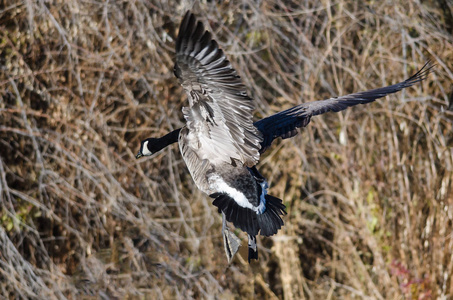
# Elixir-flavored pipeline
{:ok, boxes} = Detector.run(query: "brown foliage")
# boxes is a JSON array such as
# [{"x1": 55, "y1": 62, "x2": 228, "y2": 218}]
[{"x1": 0, "y1": 0, "x2": 452, "y2": 299}]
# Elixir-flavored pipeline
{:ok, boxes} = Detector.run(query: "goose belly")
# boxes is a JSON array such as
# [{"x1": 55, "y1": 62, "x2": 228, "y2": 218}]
[{"x1": 179, "y1": 127, "x2": 267, "y2": 212}]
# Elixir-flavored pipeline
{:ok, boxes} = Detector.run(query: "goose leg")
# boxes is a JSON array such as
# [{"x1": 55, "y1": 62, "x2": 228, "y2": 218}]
[
  {"x1": 247, "y1": 234, "x2": 258, "y2": 262},
  {"x1": 221, "y1": 212, "x2": 241, "y2": 263}
]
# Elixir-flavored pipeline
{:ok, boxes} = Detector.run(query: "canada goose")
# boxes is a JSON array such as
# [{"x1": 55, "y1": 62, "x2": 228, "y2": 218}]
[{"x1": 136, "y1": 11, "x2": 432, "y2": 263}]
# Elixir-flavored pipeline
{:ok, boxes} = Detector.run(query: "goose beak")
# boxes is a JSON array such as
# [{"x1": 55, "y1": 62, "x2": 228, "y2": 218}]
[{"x1": 135, "y1": 152, "x2": 143, "y2": 159}]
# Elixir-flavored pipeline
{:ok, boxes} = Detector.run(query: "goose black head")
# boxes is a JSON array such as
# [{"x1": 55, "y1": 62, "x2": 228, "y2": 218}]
[
  {"x1": 136, "y1": 129, "x2": 181, "y2": 159},
  {"x1": 136, "y1": 138, "x2": 160, "y2": 159}
]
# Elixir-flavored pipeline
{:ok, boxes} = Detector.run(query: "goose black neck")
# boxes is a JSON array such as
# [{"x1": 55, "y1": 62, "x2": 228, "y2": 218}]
[{"x1": 151, "y1": 128, "x2": 181, "y2": 153}]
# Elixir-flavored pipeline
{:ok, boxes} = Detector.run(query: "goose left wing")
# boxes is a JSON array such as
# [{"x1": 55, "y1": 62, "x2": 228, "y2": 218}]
[
  {"x1": 254, "y1": 62, "x2": 433, "y2": 153},
  {"x1": 174, "y1": 11, "x2": 262, "y2": 167}
]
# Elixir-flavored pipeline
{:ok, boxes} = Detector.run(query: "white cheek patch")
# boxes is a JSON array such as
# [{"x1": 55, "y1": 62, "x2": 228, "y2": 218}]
[{"x1": 142, "y1": 141, "x2": 152, "y2": 155}]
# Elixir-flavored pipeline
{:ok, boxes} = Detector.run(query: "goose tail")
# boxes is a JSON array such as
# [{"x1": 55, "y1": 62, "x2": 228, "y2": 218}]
[{"x1": 256, "y1": 194, "x2": 287, "y2": 237}]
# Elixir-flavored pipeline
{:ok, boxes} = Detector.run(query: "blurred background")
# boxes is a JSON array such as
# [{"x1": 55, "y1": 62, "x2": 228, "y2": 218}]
[{"x1": 0, "y1": 0, "x2": 452, "y2": 299}]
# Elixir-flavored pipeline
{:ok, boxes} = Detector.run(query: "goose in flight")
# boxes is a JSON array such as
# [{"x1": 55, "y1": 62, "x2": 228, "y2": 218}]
[{"x1": 136, "y1": 11, "x2": 432, "y2": 263}]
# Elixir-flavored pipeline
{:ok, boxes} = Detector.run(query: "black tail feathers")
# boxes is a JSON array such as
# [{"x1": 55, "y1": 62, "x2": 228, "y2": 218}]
[
  {"x1": 212, "y1": 193, "x2": 260, "y2": 236},
  {"x1": 257, "y1": 195, "x2": 287, "y2": 236},
  {"x1": 211, "y1": 193, "x2": 287, "y2": 237}
]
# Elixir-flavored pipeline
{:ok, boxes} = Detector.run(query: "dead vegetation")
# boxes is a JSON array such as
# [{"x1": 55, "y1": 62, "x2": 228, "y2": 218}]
[{"x1": 0, "y1": 0, "x2": 452, "y2": 299}]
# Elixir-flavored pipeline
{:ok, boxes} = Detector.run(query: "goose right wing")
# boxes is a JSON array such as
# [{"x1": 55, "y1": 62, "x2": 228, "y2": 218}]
[
  {"x1": 174, "y1": 11, "x2": 262, "y2": 167},
  {"x1": 254, "y1": 62, "x2": 433, "y2": 153}
]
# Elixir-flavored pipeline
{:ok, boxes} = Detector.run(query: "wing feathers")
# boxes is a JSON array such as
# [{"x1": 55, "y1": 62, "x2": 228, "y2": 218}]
[
  {"x1": 254, "y1": 62, "x2": 433, "y2": 153},
  {"x1": 175, "y1": 11, "x2": 262, "y2": 167}
]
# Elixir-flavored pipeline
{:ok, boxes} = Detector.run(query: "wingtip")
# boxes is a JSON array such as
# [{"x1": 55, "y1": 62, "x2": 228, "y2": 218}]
[
  {"x1": 405, "y1": 60, "x2": 435, "y2": 86},
  {"x1": 419, "y1": 60, "x2": 436, "y2": 77},
  {"x1": 183, "y1": 10, "x2": 192, "y2": 18},
  {"x1": 176, "y1": 11, "x2": 197, "y2": 52}
]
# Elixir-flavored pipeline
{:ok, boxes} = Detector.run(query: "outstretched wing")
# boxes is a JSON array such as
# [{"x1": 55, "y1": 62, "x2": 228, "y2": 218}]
[
  {"x1": 254, "y1": 62, "x2": 433, "y2": 153},
  {"x1": 174, "y1": 11, "x2": 262, "y2": 167}
]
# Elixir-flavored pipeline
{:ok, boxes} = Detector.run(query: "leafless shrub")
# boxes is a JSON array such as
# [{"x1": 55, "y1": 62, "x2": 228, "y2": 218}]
[{"x1": 0, "y1": 0, "x2": 451, "y2": 298}]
